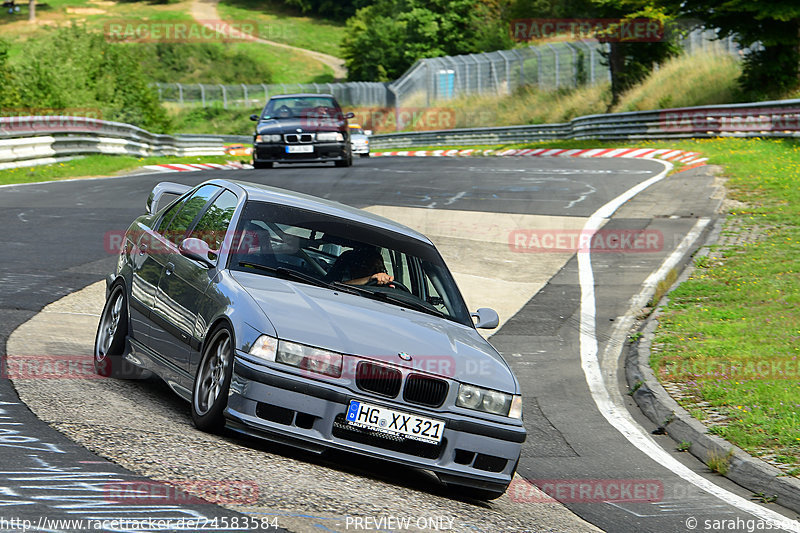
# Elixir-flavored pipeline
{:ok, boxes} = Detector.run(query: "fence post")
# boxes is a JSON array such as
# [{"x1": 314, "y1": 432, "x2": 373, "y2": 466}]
[
  {"x1": 199, "y1": 84, "x2": 205, "y2": 107},
  {"x1": 565, "y1": 42, "x2": 578, "y2": 87},
  {"x1": 261, "y1": 83, "x2": 269, "y2": 103},
  {"x1": 220, "y1": 85, "x2": 227, "y2": 109},
  {"x1": 241, "y1": 83, "x2": 248, "y2": 105},
  {"x1": 178, "y1": 83, "x2": 184, "y2": 105},
  {"x1": 546, "y1": 43, "x2": 559, "y2": 88},
  {"x1": 534, "y1": 47, "x2": 543, "y2": 89}
]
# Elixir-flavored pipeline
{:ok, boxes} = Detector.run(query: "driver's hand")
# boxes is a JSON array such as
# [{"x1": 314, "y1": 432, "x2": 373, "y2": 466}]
[{"x1": 371, "y1": 272, "x2": 394, "y2": 285}]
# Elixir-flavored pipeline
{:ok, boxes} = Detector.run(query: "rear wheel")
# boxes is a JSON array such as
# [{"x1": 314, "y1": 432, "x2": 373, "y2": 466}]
[
  {"x1": 94, "y1": 284, "x2": 144, "y2": 379},
  {"x1": 191, "y1": 325, "x2": 234, "y2": 433}
]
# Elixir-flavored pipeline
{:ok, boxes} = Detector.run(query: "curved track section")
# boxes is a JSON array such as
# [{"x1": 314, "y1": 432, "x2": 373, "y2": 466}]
[{"x1": 2, "y1": 158, "x2": 798, "y2": 532}]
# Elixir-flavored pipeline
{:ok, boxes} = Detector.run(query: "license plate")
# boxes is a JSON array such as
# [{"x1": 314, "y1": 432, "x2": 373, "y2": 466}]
[
  {"x1": 286, "y1": 145, "x2": 313, "y2": 154},
  {"x1": 345, "y1": 400, "x2": 445, "y2": 444}
]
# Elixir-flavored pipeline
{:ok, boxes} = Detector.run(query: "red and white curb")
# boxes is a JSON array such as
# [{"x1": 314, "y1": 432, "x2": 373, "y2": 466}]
[
  {"x1": 373, "y1": 148, "x2": 708, "y2": 166},
  {"x1": 142, "y1": 161, "x2": 253, "y2": 173}
]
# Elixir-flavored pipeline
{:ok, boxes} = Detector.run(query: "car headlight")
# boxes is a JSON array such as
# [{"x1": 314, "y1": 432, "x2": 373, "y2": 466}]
[
  {"x1": 316, "y1": 132, "x2": 344, "y2": 142},
  {"x1": 249, "y1": 335, "x2": 278, "y2": 361},
  {"x1": 456, "y1": 384, "x2": 521, "y2": 418},
  {"x1": 255, "y1": 134, "x2": 282, "y2": 143},
  {"x1": 249, "y1": 336, "x2": 343, "y2": 377}
]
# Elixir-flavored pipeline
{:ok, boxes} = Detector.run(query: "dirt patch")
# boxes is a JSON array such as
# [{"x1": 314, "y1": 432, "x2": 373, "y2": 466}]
[{"x1": 66, "y1": 7, "x2": 106, "y2": 14}]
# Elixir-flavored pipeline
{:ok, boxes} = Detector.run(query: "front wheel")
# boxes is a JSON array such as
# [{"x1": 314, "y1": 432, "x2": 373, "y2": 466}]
[
  {"x1": 191, "y1": 325, "x2": 235, "y2": 433},
  {"x1": 94, "y1": 284, "x2": 144, "y2": 379}
]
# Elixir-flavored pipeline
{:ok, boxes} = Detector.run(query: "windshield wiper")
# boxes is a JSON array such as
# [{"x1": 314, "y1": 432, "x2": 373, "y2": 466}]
[
  {"x1": 238, "y1": 262, "x2": 339, "y2": 290},
  {"x1": 332, "y1": 282, "x2": 445, "y2": 318}
]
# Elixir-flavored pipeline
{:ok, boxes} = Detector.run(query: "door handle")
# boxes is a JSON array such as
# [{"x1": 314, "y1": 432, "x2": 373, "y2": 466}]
[
  {"x1": 166, "y1": 262, "x2": 175, "y2": 275},
  {"x1": 138, "y1": 243, "x2": 148, "y2": 256}
]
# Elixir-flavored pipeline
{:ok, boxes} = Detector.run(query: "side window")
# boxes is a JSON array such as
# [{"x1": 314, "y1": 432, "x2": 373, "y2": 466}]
[
  {"x1": 162, "y1": 185, "x2": 219, "y2": 246},
  {"x1": 156, "y1": 199, "x2": 183, "y2": 234},
  {"x1": 188, "y1": 190, "x2": 238, "y2": 252}
]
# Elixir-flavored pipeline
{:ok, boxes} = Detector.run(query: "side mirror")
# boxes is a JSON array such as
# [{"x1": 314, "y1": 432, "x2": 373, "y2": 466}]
[
  {"x1": 471, "y1": 308, "x2": 499, "y2": 329},
  {"x1": 179, "y1": 238, "x2": 217, "y2": 268},
  {"x1": 364, "y1": 130, "x2": 373, "y2": 136},
  {"x1": 344, "y1": 112, "x2": 355, "y2": 119},
  {"x1": 250, "y1": 114, "x2": 259, "y2": 122}
]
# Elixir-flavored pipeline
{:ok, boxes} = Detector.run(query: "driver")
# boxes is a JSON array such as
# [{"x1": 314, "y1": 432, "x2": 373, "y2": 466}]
[{"x1": 327, "y1": 248, "x2": 394, "y2": 286}]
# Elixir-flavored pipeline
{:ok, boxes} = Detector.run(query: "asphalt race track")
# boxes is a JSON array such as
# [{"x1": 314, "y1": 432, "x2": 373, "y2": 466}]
[{"x1": 1, "y1": 156, "x2": 799, "y2": 532}]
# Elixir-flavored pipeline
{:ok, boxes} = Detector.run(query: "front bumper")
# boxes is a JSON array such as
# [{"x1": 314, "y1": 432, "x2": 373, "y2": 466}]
[
  {"x1": 254, "y1": 142, "x2": 348, "y2": 164},
  {"x1": 226, "y1": 355, "x2": 525, "y2": 492},
  {"x1": 351, "y1": 144, "x2": 369, "y2": 155}
]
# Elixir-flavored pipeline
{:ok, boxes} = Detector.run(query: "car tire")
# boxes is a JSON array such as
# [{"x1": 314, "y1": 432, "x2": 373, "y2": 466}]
[
  {"x1": 335, "y1": 153, "x2": 353, "y2": 167},
  {"x1": 253, "y1": 161, "x2": 273, "y2": 169},
  {"x1": 360, "y1": 153, "x2": 370, "y2": 158},
  {"x1": 191, "y1": 325, "x2": 235, "y2": 433},
  {"x1": 93, "y1": 284, "x2": 145, "y2": 379}
]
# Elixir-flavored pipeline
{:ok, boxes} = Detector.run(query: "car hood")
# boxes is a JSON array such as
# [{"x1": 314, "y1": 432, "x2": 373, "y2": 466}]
[
  {"x1": 350, "y1": 134, "x2": 368, "y2": 142},
  {"x1": 256, "y1": 118, "x2": 345, "y2": 134},
  {"x1": 231, "y1": 271, "x2": 516, "y2": 393}
]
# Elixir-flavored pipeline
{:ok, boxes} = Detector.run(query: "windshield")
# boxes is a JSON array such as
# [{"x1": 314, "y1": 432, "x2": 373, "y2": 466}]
[
  {"x1": 349, "y1": 126, "x2": 365, "y2": 135},
  {"x1": 261, "y1": 96, "x2": 340, "y2": 120},
  {"x1": 228, "y1": 201, "x2": 472, "y2": 326}
]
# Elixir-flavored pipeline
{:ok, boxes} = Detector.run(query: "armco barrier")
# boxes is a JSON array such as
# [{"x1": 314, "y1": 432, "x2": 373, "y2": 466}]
[
  {"x1": 0, "y1": 116, "x2": 237, "y2": 170},
  {"x1": 368, "y1": 98, "x2": 800, "y2": 150},
  {"x1": 3, "y1": 99, "x2": 800, "y2": 168}
]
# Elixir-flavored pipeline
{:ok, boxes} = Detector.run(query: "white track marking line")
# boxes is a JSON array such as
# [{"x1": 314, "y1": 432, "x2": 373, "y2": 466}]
[{"x1": 578, "y1": 160, "x2": 800, "y2": 531}]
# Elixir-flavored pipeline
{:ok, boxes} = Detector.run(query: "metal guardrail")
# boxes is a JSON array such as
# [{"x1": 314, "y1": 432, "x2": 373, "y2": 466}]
[
  {"x1": 368, "y1": 99, "x2": 800, "y2": 149},
  {"x1": 3, "y1": 98, "x2": 799, "y2": 168},
  {"x1": 0, "y1": 116, "x2": 228, "y2": 170}
]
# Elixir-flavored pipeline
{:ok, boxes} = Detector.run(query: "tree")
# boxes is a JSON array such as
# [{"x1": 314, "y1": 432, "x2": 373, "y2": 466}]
[
  {"x1": 583, "y1": 1, "x2": 681, "y2": 107},
  {"x1": 342, "y1": 0, "x2": 513, "y2": 81},
  {"x1": 656, "y1": 0, "x2": 800, "y2": 98}
]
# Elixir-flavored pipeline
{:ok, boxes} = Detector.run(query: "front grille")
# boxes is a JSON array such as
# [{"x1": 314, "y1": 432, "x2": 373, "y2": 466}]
[
  {"x1": 403, "y1": 374, "x2": 448, "y2": 407},
  {"x1": 332, "y1": 414, "x2": 444, "y2": 459},
  {"x1": 355, "y1": 361, "x2": 402, "y2": 398},
  {"x1": 284, "y1": 133, "x2": 314, "y2": 143}
]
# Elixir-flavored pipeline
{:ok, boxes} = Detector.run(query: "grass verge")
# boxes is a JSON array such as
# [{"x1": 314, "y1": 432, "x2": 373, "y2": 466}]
[
  {"x1": 0, "y1": 154, "x2": 237, "y2": 186},
  {"x1": 645, "y1": 138, "x2": 800, "y2": 474}
]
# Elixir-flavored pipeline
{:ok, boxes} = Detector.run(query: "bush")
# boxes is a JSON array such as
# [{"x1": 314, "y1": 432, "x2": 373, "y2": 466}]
[{"x1": 4, "y1": 25, "x2": 170, "y2": 132}]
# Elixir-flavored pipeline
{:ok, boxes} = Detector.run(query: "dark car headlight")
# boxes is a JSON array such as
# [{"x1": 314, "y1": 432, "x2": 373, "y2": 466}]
[
  {"x1": 255, "y1": 134, "x2": 282, "y2": 143},
  {"x1": 249, "y1": 335, "x2": 343, "y2": 377},
  {"x1": 456, "y1": 384, "x2": 523, "y2": 418},
  {"x1": 316, "y1": 132, "x2": 344, "y2": 142}
]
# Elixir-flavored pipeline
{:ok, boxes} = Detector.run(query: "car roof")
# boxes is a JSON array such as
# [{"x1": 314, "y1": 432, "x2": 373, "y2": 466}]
[
  {"x1": 269, "y1": 93, "x2": 336, "y2": 99},
  {"x1": 222, "y1": 179, "x2": 433, "y2": 245}
]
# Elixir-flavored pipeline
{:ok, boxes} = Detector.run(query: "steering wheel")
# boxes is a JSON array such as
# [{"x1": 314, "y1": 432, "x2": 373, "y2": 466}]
[{"x1": 365, "y1": 278, "x2": 411, "y2": 293}]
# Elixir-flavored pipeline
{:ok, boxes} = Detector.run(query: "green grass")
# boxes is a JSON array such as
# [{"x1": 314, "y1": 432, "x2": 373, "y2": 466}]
[
  {"x1": 216, "y1": 0, "x2": 346, "y2": 58},
  {"x1": 0, "y1": 154, "x2": 235, "y2": 186},
  {"x1": 0, "y1": 0, "x2": 334, "y2": 85},
  {"x1": 645, "y1": 138, "x2": 800, "y2": 471}
]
